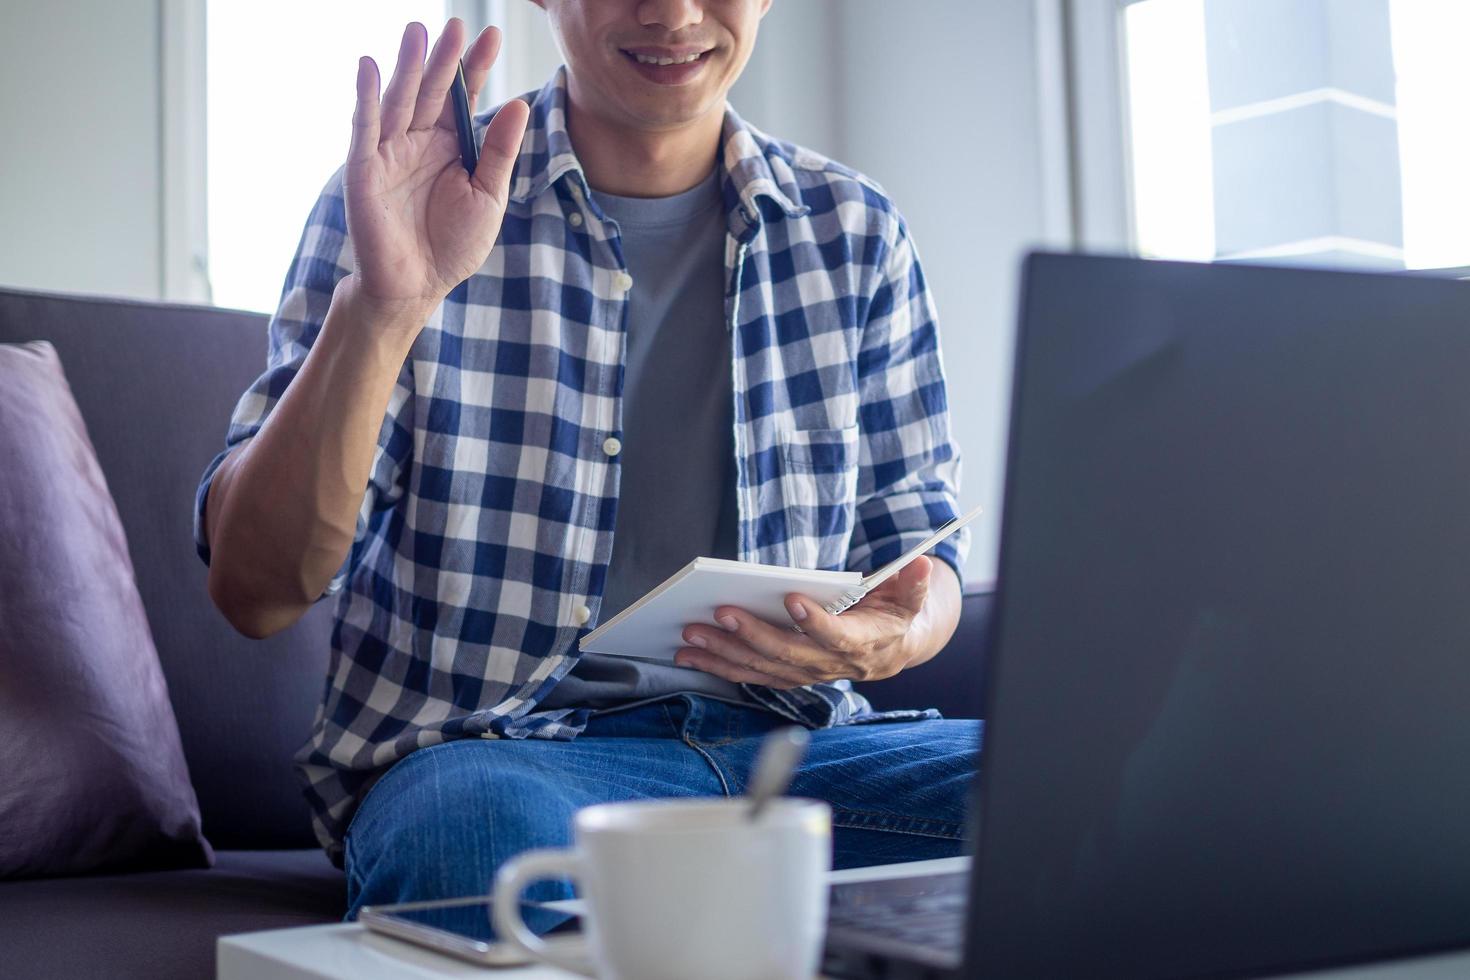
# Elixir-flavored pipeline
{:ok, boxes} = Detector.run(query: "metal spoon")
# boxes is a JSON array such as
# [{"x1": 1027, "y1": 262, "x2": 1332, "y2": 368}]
[{"x1": 746, "y1": 727, "x2": 811, "y2": 821}]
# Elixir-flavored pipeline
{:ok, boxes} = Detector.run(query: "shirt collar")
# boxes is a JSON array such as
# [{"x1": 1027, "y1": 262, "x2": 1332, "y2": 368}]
[{"x1": 505, "y1": 66, "x2": 809, "y2": 222}]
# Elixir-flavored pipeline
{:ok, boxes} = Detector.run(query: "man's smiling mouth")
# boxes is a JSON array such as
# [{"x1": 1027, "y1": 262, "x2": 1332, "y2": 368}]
[{"x1": 620, "y1": 47, "x2": 713, "y2": 66}]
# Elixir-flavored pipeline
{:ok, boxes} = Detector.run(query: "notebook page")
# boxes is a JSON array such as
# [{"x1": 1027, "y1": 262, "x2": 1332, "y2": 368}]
[{"x1": 580, "y1": 560, "x2": 860, "y2": 661}]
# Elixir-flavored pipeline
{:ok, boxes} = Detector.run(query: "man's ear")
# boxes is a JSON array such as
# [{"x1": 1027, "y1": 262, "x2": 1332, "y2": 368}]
[{"x1": 760, "y1": 0, "x2": 773, "y2": 16}]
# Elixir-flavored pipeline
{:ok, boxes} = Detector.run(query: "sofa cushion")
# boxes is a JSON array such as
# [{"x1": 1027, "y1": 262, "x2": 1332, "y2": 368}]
[
  {"x1": 0, "y1": 287, "x2": 335, "y2": 849},
  {"x1": 0, "y1": 849, "x2": 345, "y2": 980},
  {"x1": 0, "y1": 341, "x2": 213, "y2": 877}
]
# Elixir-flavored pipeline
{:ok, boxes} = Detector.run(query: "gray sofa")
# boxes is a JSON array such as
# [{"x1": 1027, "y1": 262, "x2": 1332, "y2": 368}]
[{"x1": 0, "y1": 284, "x2": 993, "y2": 979}]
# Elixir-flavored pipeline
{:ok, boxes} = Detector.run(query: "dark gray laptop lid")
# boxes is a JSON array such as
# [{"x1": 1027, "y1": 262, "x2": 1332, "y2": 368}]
[{"x1": 968, "y1": 253, "x2": 1470, "y2": 978}]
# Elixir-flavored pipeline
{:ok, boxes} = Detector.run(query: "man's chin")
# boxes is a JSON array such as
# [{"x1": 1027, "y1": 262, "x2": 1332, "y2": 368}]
[
  {"x1": 612, "y1": 94, "x2": 724, "y2": 132},
  {"x1": 567, "y1": 67, "x2": 726, "y2": 134}
]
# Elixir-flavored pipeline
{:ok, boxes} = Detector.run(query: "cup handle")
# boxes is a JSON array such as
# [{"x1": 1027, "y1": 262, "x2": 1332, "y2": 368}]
[{"x1": 493, "y1": 848, "x2": 597, "y2": 977}]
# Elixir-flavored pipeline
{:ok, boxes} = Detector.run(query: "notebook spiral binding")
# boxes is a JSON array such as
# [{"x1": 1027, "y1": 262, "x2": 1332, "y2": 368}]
[{"x1": 822, "y1": 589, "x2": 868, "y2": 616}]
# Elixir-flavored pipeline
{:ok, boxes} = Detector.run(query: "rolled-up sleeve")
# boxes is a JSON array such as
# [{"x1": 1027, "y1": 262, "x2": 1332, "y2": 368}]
[
  {"x1": 846, "y1": 215, "x2": 967, "y2": 581},
  {"x1": 192, "y1": 166, "x2": 414, "y2": 598}
]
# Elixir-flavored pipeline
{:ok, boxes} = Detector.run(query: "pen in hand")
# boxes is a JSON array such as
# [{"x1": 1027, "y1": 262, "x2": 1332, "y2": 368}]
[{"x1": 451, "y1": 58, "x2": 479, "y2": 174}]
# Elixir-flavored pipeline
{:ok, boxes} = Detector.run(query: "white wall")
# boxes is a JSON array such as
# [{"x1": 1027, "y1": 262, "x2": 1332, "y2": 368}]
[
  {"x1": 0, "y1": 0, "x2": 164, "y2": 301},
  {"x1": 486, "y1": 0, "x2": 564, "y2": 104},
  {"x1": 734, "y1": 1, "x2": 1062, "y2": 583}
]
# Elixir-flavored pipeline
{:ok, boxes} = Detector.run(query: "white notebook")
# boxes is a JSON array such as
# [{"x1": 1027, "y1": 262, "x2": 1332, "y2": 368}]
[{"x1": 579, "y1": 505, "x2": 982, "y2": 661}]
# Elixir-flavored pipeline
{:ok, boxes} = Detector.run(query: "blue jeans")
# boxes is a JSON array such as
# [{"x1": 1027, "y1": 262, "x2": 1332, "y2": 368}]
[{"x1": 343, "y1": 695, "x2": 981, "y2": 919}]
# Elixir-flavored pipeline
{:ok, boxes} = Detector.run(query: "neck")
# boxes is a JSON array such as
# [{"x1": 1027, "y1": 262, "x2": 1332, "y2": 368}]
[{"x1": 565, "y1": 88, "x2": 723, "y2": 198}]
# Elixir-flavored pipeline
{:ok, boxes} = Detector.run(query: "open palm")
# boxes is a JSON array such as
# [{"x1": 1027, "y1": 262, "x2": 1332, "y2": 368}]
[{"x1": 344, "y1": 19, "x2": 529, "y2": 314}]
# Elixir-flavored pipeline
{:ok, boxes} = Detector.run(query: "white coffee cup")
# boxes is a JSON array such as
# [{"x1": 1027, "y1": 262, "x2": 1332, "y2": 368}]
[{"x1": 493, "y1": 796, "x2": 832, "y2": 980}]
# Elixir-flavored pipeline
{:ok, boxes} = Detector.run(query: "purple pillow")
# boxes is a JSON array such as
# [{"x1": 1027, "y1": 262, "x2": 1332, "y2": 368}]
[{"x1": 0, "y1": 341, "x2": 213, "y2": 877}]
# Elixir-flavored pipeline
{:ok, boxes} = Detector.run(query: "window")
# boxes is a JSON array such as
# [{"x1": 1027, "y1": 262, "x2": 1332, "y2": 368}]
[
  {"x1": 206, "y1": 0, "x2": 452, "y2": 313},
  {"x1": 1124, "y1": 0, "x2": 1470, "y2": 272}
]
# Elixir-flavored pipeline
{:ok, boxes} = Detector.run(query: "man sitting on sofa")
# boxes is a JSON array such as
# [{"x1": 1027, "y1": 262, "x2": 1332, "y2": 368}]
[{"x1": 196, "y1": 1, "x2": 978, "y2": 915}]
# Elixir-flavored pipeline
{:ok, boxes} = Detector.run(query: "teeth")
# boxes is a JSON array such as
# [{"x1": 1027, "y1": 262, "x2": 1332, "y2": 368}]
[{"x1": 633, "y1": 51, "x2": 704, "y2": 66}]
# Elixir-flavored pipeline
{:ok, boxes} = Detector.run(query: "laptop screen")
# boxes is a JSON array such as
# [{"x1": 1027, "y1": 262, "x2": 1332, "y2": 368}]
[{"x1": 969, "y1": 254, "x2": 1470, "y2": 978}]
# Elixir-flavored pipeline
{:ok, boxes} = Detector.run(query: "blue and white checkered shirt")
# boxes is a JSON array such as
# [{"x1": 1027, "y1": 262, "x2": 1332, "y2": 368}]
[{"x1": 195, "y1": 68, "x2": 968, "y2": 863}]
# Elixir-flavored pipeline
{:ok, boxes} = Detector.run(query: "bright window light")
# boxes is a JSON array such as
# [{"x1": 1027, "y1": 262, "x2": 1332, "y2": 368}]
[
  {"x1": 207, "y1": 1, "x2": 448, "y2": 314},
  {"x1": 1390, "y1": 0, "x2": 1470, "y2": 270},
  {"x1": 1124, "y1": 0, "x2": 1470, "y2": 270},
  {"x1": 1124, "y1": 0, "x2": 1215, "y2": 262}
]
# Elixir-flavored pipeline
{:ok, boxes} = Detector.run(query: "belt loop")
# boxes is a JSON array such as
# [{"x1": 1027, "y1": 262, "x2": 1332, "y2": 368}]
[{"x1": 674, "y1": 693, "x2": 704, "y2": 742}]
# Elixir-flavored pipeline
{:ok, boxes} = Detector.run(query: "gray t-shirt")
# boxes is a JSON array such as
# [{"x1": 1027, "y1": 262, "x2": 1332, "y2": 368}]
[{"x1": 539, "y1": 168, "x2": 751, "y2": 711}]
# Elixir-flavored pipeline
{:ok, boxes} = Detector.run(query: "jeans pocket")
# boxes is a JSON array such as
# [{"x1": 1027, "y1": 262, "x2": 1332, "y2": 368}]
[{"x1": 779, "y1": 424, "x2": 860, "y2": 569}]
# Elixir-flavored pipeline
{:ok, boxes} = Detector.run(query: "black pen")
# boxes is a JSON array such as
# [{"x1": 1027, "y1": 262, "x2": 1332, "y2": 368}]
[{"x1": 451, "y1": 58, "x2": 479, "y2": 174}]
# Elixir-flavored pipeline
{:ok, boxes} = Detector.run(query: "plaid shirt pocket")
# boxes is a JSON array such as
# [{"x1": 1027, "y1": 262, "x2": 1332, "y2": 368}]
[{"x1": 778, "y1": 424, "x2": 861, "y2": 570}]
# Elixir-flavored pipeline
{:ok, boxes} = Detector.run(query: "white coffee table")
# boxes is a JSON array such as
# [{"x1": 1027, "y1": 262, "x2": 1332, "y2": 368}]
[
  {"x1": 218, "y1": 857, "x2": 965, "y2": 980},
  {"x1": 218, "y1": 855, "x2": 1470, "y2": 979}
]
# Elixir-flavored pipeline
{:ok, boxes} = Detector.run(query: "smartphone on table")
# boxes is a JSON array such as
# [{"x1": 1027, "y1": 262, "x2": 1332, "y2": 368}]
[{"x1": 359, "y1": 894, "x2": 582, "y2": 967}]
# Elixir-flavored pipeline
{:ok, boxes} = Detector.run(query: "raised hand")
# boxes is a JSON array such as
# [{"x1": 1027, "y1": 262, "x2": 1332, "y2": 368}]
[{"x1": 344, "y1": 19, "x2": 530, "y2": 322}]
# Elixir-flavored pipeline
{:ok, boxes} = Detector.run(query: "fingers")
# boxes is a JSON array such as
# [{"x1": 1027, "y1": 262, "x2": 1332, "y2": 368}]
[
  {"x1": 679, "y1": 618, "x2": 814, "y2": 686},
  {"x1": 348, "y1": 56, "x2": 381, "y2": 168},
  {"x1": 409, "y1": 18, "x2": 467, "y2": 131},
  {"x1": 379, "y1": 21, "x2": 428, "y2": 139},
  {"x1": 780, "y1": 595, "x2": 850, "y2": 653},
  {"x1": 472, "y1": 98, "x2": 530, "y2": 203},
  {"x1": 682, "y1": 612, "x2": 846, "y2": 686},
  {"x1": 466, "y1": 26, "x2": 504, "y2": 104},
  {"x1": 436, "y1": 26, "x2": 503, "y2": 130},
  {"x1": 781, "y1": 566, "x2": 929, "y2": 665},
  {"x1": 794, "y1": 557, "x2": 931, "y2": 640}
]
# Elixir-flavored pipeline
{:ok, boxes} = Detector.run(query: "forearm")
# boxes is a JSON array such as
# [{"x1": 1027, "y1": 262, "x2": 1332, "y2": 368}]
[
  {"x1": 902, "y1": 558, "x2": 963, "y2": 669},
  {"x1": 205, "y1": 275, "x2": 428, "y2": 637}
]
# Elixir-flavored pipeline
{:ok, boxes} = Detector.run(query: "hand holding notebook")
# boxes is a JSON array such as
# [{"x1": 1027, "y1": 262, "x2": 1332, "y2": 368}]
[{"x1": 579, "y1": 505, "x2": 982, "y2": 661}]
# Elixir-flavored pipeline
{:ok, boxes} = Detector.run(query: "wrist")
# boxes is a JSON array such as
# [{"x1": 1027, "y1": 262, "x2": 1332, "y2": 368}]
[{"x1": 334, "y1": 275, "x2": 438, "y2": 342}]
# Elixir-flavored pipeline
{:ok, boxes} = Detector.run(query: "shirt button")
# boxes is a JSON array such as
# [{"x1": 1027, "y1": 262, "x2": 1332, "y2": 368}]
[
  {"x1": 568, "y1": 212, "x2": 583, "y2": 227},
  {"x1": 602, "y1": 436, "x2": 622, "y2": 457},
  {"x1": 573, "y1": 605, "x2": 591, "y2": 626},
  {"x1": 613, "y1": 271, "x2": 633, "y2": 293}
]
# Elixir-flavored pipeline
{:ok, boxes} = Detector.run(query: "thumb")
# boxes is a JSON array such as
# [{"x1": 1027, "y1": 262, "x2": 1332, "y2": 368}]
[
  {"x1": 889, "y1": 555, "x2": 933, "y2": 614},
  {"x1": 472, "y1": 98, "x2": 530, "y2": 204}
]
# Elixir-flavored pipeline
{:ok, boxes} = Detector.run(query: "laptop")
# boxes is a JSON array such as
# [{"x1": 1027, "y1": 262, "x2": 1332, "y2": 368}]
[{"x1": 823, "y1": 252, "x2": 1470, "y2": 978}]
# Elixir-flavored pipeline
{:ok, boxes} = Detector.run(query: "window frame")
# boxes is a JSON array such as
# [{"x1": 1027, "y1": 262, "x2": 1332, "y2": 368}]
[
  {"x1": 1061, "y1": 0, "x2": 1138, "y2": 253},
  {"x1": 160, "y1": 0, "x2": 210, "y2": 304}
]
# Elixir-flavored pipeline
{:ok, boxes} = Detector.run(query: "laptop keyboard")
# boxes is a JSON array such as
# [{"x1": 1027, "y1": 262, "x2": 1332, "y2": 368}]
[
  {"x1": 831, "y1": 896, "x2": 966, "y2": 949},
  {"x1": 826, "y1": 872, "x2": 969, "y2": 953}
]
